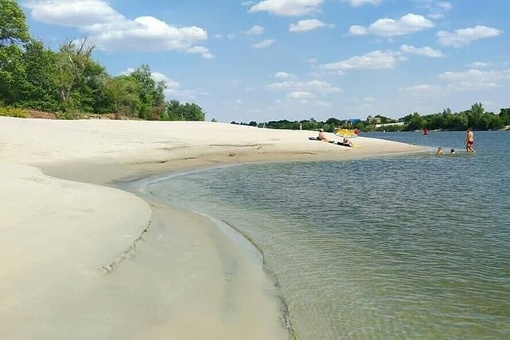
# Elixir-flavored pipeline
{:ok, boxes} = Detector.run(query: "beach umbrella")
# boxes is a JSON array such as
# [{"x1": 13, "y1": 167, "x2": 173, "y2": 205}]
[{"x1": 334, "y1": 128, "x2": 358, "y2": 138}]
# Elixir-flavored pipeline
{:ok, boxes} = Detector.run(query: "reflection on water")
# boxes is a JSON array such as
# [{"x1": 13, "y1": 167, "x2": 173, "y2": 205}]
[{"x1": 148, "y1": 132, "x2": 510, "y2": 339}]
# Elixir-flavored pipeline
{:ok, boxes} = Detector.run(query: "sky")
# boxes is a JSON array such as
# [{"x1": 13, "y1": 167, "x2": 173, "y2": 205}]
[{"x1": 20, "y1": 0, "x2": 510, "y2": 123}]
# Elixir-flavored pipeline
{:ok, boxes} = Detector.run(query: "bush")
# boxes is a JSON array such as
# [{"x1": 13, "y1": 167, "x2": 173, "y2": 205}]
[{"x1": 0, "y1": 106, "x2": 28, "y2": 118}]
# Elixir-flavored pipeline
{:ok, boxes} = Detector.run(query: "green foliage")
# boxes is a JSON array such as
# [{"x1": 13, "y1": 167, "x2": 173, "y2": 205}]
[
  {"x1": 0, "y1": 0, "x2": 30, "y2": 47},
  {"x1": 0, "y1": 106, "x2": 28, "y2": 118},
  {"x1": 166, "y1": 100, "x2": 206, "y2": 121},
  {"x1": 0, "y1": 3, "x2": 205, "y2": 121}
]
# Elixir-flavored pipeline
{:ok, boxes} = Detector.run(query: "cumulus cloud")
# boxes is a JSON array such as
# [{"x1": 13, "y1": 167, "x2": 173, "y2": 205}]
[
  {"x1": 401, "y1": 67, "x2": 510, "y2": 94},
  {"x1": 321, "y1": 50, "x2": 398, "y2": 70},
  {"x1": 349, "y1": 13, "x2": 434, "y2": 37},
  {"x1": 266, "y1": 80, "x2": 343, "y2": 95},
  {"x1": 242, "y1": 25, "x2": 265, "y2": 35},
  {"x1": 399, "y1": 84, "x2": 438, "y2": 93},
  {"x1": 249, "y1": 0, "x2": 323, "y2": 16},
  {"x1": 438, "y1": 69, "x2": 510, "y2": 91},
  {"x1": 468, "y1": 61, "x2": 490, "y2": 68},
  {"x1": 400, "y1": 44, "x2": 444, "y2": 58},
  {"x1": 275, "y1": 72, "x2": 295, "y2": 78},
  {"x1": 437, "y1": 25, "x2": 502, "y2": 47},
  {"x1": 343, "y1": 0, "x2": 382, "y2": 6},
  {"x1": 23, "y1": 0, "x2": 212, "y2": 58},
  {"x1": 289, "y1": 19, "x2": 334, "y2": 32},
  {"x1": 440, "y1": 69, "x2": 510, "y2": 83},
  {"x1": 252, "y1": 39, "x2": 276, "y2": 48},
  {"x1": 287, "y1": 91, "x2": 315, "y2": 99}
]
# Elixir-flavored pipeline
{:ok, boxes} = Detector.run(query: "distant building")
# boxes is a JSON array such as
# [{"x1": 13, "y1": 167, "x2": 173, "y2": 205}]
[
  {"x1": 367, "y1": 115, "x2": 381, "y2": 124},
  {"x1": 349, "y1": 118, "x2": 361, "y2": 124},
  {"x1": 375, "y1": 122, "x2": 405, "y2": 128}
]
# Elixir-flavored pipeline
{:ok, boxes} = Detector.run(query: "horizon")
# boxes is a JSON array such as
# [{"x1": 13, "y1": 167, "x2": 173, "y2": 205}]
[{"x1": 21, "y1": 0, "x2": 510, "y2": 122}]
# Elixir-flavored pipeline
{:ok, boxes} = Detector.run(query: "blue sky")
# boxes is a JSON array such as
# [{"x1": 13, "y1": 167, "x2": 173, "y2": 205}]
[{"x1": 21, "y1": 0, "x2": 510, "y2": 122}]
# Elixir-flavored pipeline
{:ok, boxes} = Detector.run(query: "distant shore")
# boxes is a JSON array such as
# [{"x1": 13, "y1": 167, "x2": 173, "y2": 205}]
[{"x1": 0, "y1": 117, "x2": 427, "y2": 339}]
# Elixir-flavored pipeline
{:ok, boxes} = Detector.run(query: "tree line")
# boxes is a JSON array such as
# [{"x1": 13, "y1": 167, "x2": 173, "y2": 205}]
[
  {"x1": 0, "y1": 0, "x2": 205, "y2": 121},
  {"x1": 232, "y1": 103, "x2": 510, "y2": 132}
]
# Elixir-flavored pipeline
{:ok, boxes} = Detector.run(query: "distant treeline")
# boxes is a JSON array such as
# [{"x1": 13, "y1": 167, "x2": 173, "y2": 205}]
[
  {"x1": 231, "y1": 103, "x2": 510, "y2": 132},
  {"x1": 0, "y1": 0, "x2": 205, "y2": 121}
]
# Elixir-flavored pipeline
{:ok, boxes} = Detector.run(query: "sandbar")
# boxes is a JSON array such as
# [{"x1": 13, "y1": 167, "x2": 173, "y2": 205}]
[{"x1": 0, "y1": 117, "x2": 426, "y2": 339}]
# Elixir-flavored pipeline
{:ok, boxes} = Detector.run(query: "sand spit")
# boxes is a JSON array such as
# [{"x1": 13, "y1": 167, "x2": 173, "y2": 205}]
[{"x1": 0, "y1": 117, "x2": 426, "y2": 339}]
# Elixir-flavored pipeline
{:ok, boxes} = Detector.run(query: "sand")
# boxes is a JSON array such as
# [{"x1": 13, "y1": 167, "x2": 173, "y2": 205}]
[{"x1": 0, "y1": 117, "x2": 427, "y2": 339}]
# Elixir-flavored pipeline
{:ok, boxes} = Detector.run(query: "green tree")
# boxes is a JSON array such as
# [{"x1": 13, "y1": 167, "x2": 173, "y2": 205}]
[
  {"x1": 0, "y1": 0, "x2": 31, "y2": 105},
  {"x1": 130, "y1": 64, "x2": 166, "y2": 119},
  {"x1": 19, "y1": 40, "x2": 60, "y2": 111},
  {"x1": 0, "y1": 0, "x2": 30, "y2": 47},
  {"x1": 56, "y1": 38, "x2": 99, "y2": 111},
  {"x1": 105, "y1": 75, "x2": 141, "y2": 117}
]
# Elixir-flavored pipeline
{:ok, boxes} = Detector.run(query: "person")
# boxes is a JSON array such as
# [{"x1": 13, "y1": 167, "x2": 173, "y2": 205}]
[
  {"x1": 465, "y1": 128, "x2": 475, "y2": 152},
  {"x1": 343, "y1": 137, "x2": 354, "y2": 147},
  {"x1": 318, "y1": 129, "x2": 329, "y2": 142},
  {"x1": 436, "y1": 147, "x2": 444, "y2": 155},
  {"x1": 450, "y1": 148, "x2": 456, "y2": 154}
]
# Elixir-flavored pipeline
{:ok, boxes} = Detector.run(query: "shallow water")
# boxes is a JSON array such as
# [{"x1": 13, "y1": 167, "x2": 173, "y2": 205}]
[{"x1": 148, "y1": 131, "x2": 510, "y2": 339}]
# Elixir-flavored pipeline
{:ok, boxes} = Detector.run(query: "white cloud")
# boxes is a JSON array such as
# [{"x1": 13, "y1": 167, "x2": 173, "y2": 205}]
[
  {"x1": 252, "y1": 39, "x2": 276, "y2": 48},
  {"x1": 437, "y1": 2, "x2": 453, "y2": 10},
  {"x1": 437, "y1": 25, "x2": 502, "y2": 47},
  {"x1": 321, "y1": 50, "x2": 398, "y2": 70},
  {"x1": 426, "y1": 1, "x2": 453, "y2": 19},
  {"x1": 439, "y1": 69, "x2": 510, "y2": 91},
  {"x1": 266, "y1": 80, "x2": 343, "y2": 95},
  {"x1": 275, "y1": 72, "x2": 295, "y2": 78},
  {"x1": 440, "y1": 69, "x2": 510, "y2": 83},
  {"x1": 24, "y1": 0, "x2": 211, "y2": 57},
  {"x1": 215, "y1": 33, "x2": 236, "y2": 39},
  {"x1": 399, "y1": 84, "x2": 437, "y2": 93},
  {"x1": 241, "y1": 1, "x2": 256, "y2": 6},
  {"x1": 187, "y1": 46, "x2": 214, "y2": 59},
  {"x1": 287, "y1": 91, "x2": 316, "y2": 99},
  {"x1": 400, "y1": 44, "x2": 444, "y2": 58},
  {"x1": 249, "y1": 0, "x2": 323, "y2": 16},
  {"x1": 243, "y1": 25, "x2": 265, "y2": 35},
  {"x1": 343, "y1": 0, "x2": 382, "y2": 6},
  {"x1": 289, "y1": 19, "x2": 333, "y2": 32},
  {"x1": 349, "y1": 13, "x2": 434, "y2": 37},
  {"x1": 468, "y1": 61, "x2": 490, "y2": 68}
]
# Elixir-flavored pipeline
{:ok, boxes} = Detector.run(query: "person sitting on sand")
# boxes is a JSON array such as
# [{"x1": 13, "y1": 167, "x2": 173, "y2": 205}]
[
  {"x1": 318, "y1": 129, "x2": 329, "y2": 142},
  {"x1": 450, "y1": 148, "x2": 456, "y2": 154},
  {"x1": 343, "y1": 137, "x2": 354, "y2": 147},
  {"x1": 436, "y1": 147, "x2": 444, "y2": 155}
]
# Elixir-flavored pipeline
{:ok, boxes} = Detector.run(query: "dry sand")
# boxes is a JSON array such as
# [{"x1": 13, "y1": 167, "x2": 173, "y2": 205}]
[{"x1": 0, "y1": 117, "x2": 427, "y2": 339}]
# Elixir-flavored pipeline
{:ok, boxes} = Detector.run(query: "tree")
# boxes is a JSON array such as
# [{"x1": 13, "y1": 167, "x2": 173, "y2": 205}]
[
  {"x1": 19, "y1": 40, "x2": 60, "y2": 111},
  {"x1": 56, "y1": 38, "x2": 98, "y2": 110},
  {"x1": 0, "y1": 0, "x2": 31, "y2": 104},
  {"x1": 130, "y1": 64, "x2": 166, "y2": 119},
  {"x1": 0, "y1": 0, "x2": 30, "y2": 47},
  {"x1": 105, "y1": 75, "x2": 141, "y2": 117}
]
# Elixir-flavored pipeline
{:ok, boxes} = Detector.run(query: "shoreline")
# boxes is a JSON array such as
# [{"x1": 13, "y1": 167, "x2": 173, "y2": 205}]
[{"x1": 0, "y1": 117, "x2": 428, "y2": 339}]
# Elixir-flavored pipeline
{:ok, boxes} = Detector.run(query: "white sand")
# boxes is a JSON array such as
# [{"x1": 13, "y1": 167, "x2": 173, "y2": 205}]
[{"x1": 0, "y1": 117, "x2": 426, "y2": 339}]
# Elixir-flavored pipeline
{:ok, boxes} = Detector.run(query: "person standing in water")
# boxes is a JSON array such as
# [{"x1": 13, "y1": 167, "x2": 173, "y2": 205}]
[{"x1": 465, "y1": 128, "x2": 475, "y2": 152}]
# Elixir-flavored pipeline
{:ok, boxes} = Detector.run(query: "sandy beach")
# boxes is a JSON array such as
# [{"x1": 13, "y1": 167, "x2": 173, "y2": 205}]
[{"x1": 0, "y1": 117, "x2": 427, "y2": 339}]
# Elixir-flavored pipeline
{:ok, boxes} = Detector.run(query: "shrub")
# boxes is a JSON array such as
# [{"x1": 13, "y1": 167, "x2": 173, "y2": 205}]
[{"x1": 0, "y1": 106, "x2": 29, "y2": 118}]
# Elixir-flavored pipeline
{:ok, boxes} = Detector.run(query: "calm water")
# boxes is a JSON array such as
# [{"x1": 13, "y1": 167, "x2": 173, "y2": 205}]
[{"x1": 148, "y1": 131, "x2": 510, "y2": 339}]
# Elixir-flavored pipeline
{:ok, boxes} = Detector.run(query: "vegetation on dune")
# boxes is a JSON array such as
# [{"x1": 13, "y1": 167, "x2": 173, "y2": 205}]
[{"x1": 0, "y1": 0, "x2": 205, "y2": 121}]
